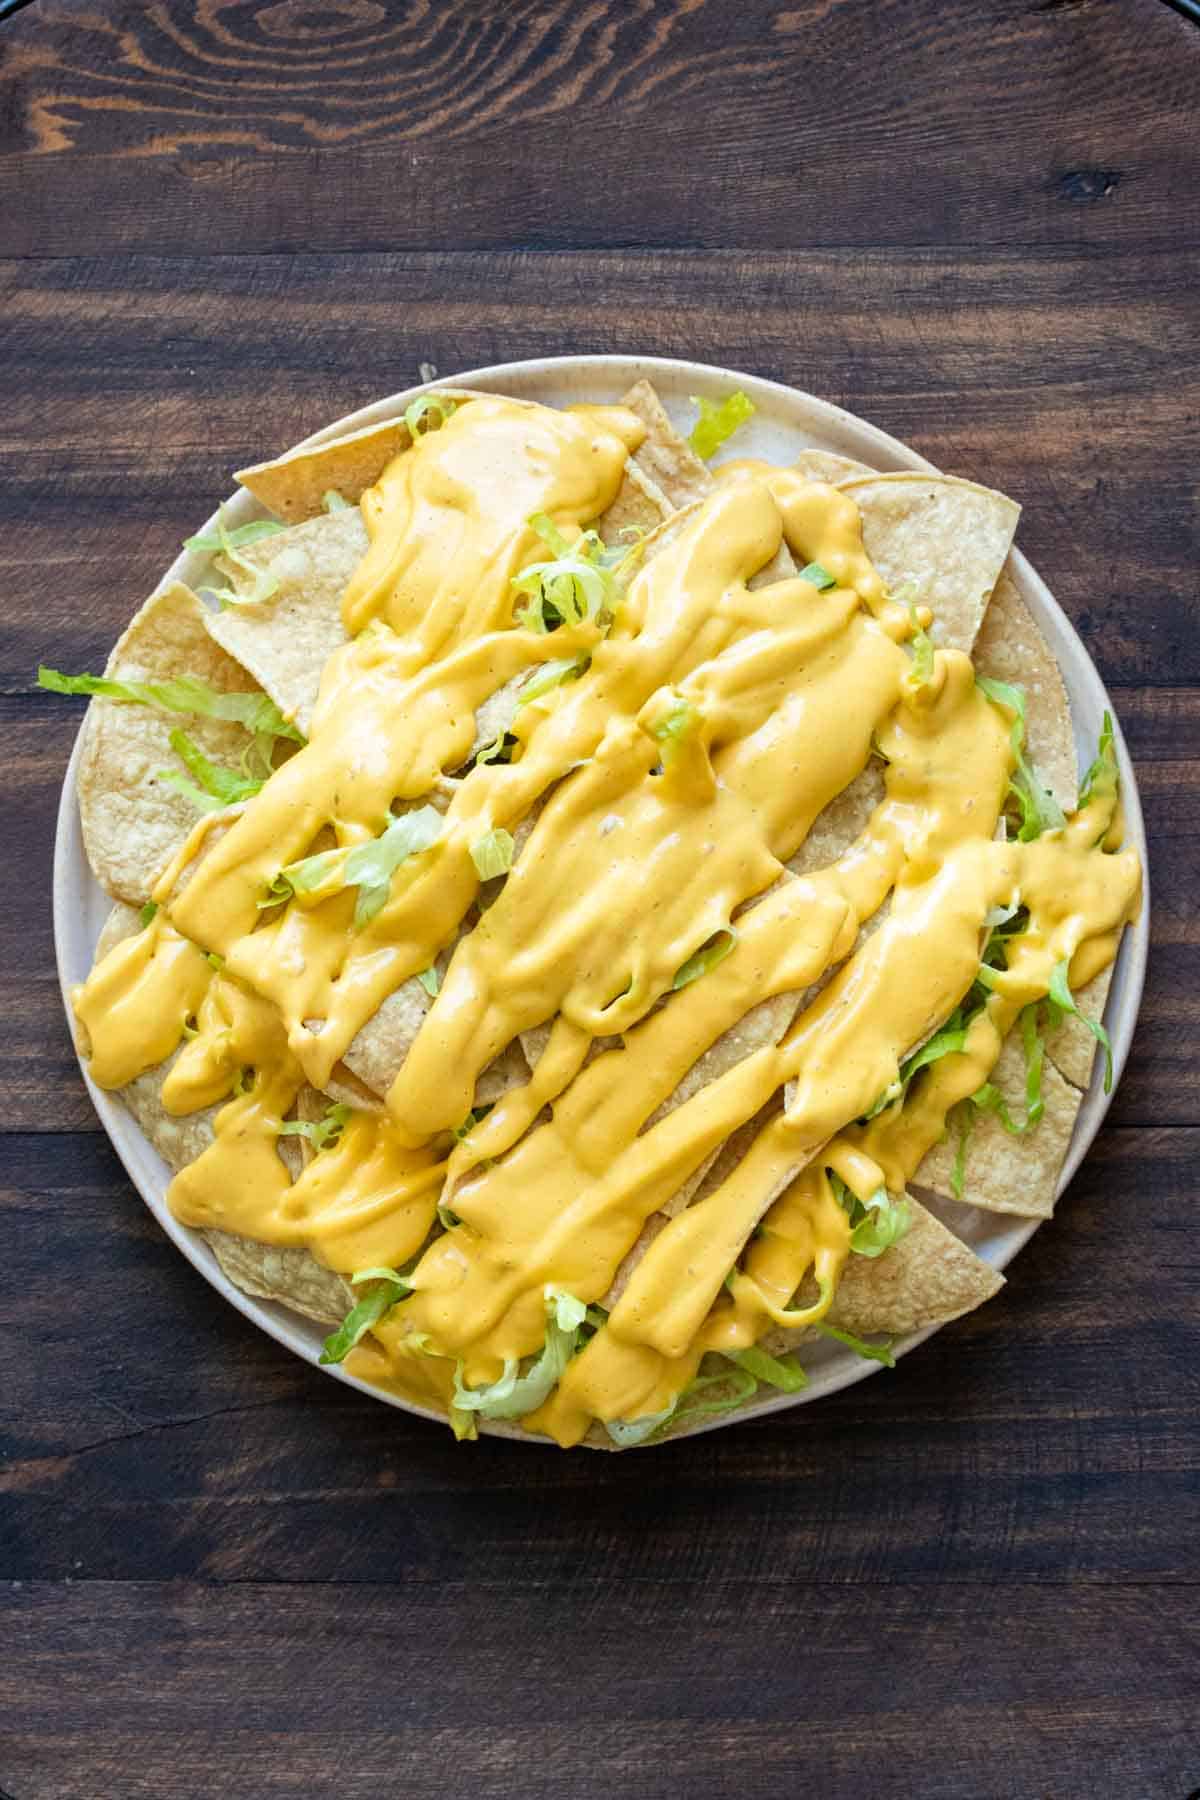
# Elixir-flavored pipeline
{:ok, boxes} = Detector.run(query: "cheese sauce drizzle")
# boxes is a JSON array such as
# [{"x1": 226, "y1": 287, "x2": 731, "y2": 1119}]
[{"x1": 71, "y1": 395, "x2": 1142, "y2": 1445}]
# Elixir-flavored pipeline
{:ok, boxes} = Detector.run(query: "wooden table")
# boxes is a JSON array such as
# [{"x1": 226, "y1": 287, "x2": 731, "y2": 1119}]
[{"x1": 2, "y1": 3, "x2": 1197, "y2": 1796}]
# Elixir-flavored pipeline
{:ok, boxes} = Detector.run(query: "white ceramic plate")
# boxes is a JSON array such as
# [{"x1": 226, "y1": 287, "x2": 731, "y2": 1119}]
[{"x1": 53, "y1": 355, "x2": 1150, "y2": 1446}]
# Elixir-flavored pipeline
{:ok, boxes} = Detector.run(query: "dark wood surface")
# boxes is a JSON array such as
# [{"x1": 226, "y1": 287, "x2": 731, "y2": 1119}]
[{"x1": 1, "y1": 3, "x2": 1197, "y2": 1796}]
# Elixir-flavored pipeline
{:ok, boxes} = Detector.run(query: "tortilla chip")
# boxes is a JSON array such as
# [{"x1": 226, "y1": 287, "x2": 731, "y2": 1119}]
[
  {"x1": 234, "y1": 390, "x2": 507, "y2": 523},
  {"x1": 769, "y1": 1194, "x2": 1003, "y2": 1341},
  {"x1": 238, "y1": 418, "x2": 414, "y2": 524},
  {"x1": 1044, "y1": 964, "x2": 1114, "y2": 1090},
  {"x1": 841, "y1": 473, "x2": 1020, "y2": 653},
  {"x1": 795, "y1": 449, "x2": 876, "y2": 484},
  {"x1": 202, "y1": 510, "x2": 368, "y2": 735},
  {"x1": 76, "y1": 583, "x2": 261, "y2": 906},
  {"x1": 975, "y1": 569, "x2": 1077, "y2": 811},
  {"x1": 621, "y1": 379, "x2": 714, "y2": 507},
  {"x1": 787, "y1": 761, "x2": 886, "y2": 879},
  {"x1": 599, "y1": 456, "x2": 674, "y2": 538},
  {"x1": 913, "y1": 1029, "x2": 1081, "y2": 1219},
  {"x1": 206, "y1": 1230, "x2": 352, "y2": 1325}
]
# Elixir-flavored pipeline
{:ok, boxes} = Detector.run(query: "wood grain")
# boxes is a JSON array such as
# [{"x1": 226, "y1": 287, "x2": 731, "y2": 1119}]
[
  {"x1": 1, "y1": 1582, "x2": 1197, "y2": 1800},
  {"x1": 3, "y1": 1125, "x2": 1198, "y2": 1589},
  {"x1": 1, "y1": 249, "x2": 1196, "y2": 687},
  {"x1": 0, "y1": 0, "x2": 1197, "y2": 256},
  {"x1": 1, "y1": 2, "x2": 1197, "y2": 1797}
]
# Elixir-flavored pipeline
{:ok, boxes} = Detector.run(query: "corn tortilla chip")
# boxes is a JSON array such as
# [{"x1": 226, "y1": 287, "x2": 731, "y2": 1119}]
[
  {"x1": 76, "y1": 583, "x2": 263, "y2": 906},
  {"x1": 841, "y1": 473, "x2": 1020, "y2": 653},
  {"x1": 206, "y1": 1231, "x2": 352, "y2": 1325},
  {"x1": 1045, "y1": 964, "x2": 1114, "y2": 1091},
  {"x1": 767, "y1": 1194, "x2": 1003, "y2": 1342},
  {"x1": 235, "y1": 389, "x2": 507, "y2": 523},
  {"x1": 621, "y1": 379, "x2": 714, "y2": 507},
  {"x1": 913, "y1": 1028, "x2": 1081, "y2": 1219},
  {"x1": 203, "y1": 510, "x2": 368, "y2": 735},
  {"x1": 795, "y1": 449, "x2": 876, "y2": 484},
  {"x1": 975, "y1": 569, "x2": 1077, "y2": 811},
  {"x1": 91, "y1": 905, "x2": 356, "y2": 1323}
]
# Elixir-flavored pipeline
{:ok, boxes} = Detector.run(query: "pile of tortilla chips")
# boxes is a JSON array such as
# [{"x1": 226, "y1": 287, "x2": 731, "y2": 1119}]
[{"x1": 57, "y1": 376, "x2": 1123, "y2": 1446}]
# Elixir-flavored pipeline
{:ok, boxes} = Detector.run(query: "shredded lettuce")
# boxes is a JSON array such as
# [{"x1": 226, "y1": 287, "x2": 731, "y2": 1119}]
[
  {"x1": 605, "y1": 1406, "x2": 676, "y2": 1448},
  {"x1": 976, "y1": 676, "x2": 1066, "y2": 841},
  {"x1": 688, "y1": 390, "x2": 755, "y2": 459},
  {"x1": 864, "y1": 1014, "x2": 972, "y2": 1120},
  {"x1": 516, "y1": 654, "x2": 590, "y2": 708},
  {"x1": 345, "y1": 806, "x2": 443, "y2": 928},
  {"x1": 814, "y1": 1323, "x2": 896, "y2": 1366},
  {"x1": 1020, "y1": 1003, "x2": 1046, "y2": 1129},
  {"x1": 404, "y1": 392, "x2": 460, "y2": 437},
  {"x1": 474, "y1": 731, "x2": 515, "y2": 767},
  {"x1": 417, "y1": 965, "x2": 440, "y2": 998},
  {"x1": 1079, "y1": 710, "x2": 1117, "y2": 808},
  {"x1": 470, "y1": 827, "x2": 515, "y2": 881},
  {"x1": 798, "y1": 562, "x2": 836, "y2": 590},
  {"x1": 903, "y1": 596, "x2": 935, "y2": 692},
  {"x1": 950, "y1": 1102, "x2": 974, "y2": 1199},
  {"x1": 649, "y1": 693, "x2": 699, "y2": 767},
  {"x1": 38, "y1": 666, "x2": 304, "y2": 744},
  {"x1": 278, "y1": 1101, "x2": 351, "y2": 1150},
  {"x1": 451, "y1": 1105, "x2": 492, "y2": 1144},
  {"x1": 511, "y1": 514, "x2": 616, "y2": 634},
  {"x1": 833, "y1": 1174, "x2": 912, "y2": 1258},
  {"x1": 157, "y1": 726, "x2": 265, "y2": 814},
  {"x1": 265, "y1": 804, "x2": 442, "y2": 926},
  {"x1": 139, "y1": 900, "x2": 158, "y2": 929},
  {"x1": 322, "y1": 489, "x2": 351, "y2": 512},
  {"x1": 673, "y1": 927, "x2": 737, "y2": 990},
  {"x1": 1047, "y1": 957, "x2": 1113, "y2": 1092},
  {"x1": 724, "y1": 1345, "x2": 808, "y2": 1391},
  {"x1": 184, "y1": 506, "x2": 284, "y2": 609},
  {"x1": 319, "y1": 1266, "x2": 415, "y2": 1365},
  {"x1": 672, "y1": 1363, "x2": 758, "y2": 1426},
  {"x1": 452, "y1": 1285, "x2": 586, "y2": 1421},
  {"x1": 183, "y1": 515, "x2": 285, "y2": 555}
]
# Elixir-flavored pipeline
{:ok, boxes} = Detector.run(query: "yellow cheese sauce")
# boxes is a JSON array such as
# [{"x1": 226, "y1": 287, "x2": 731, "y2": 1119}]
[{"x1": 72, "y1": 393, "x2": 1142, "y2": 1447}]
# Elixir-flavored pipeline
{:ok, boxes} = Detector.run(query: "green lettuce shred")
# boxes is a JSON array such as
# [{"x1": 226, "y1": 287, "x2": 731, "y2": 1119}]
[
  {"x1": 672, "y1": 928, "x2": 737, "y2": 991},
  {"x1": 511, "y1": 514, "x2": 616, "y2": 635},
  {"x1": 950, "y1": 1102, "x2": 974, "y2": 1199},
  {"x1": 688, "y1": 390, "x2": 755, "y2": 460},
  {"x1": 38, "y1": 667, "x2": 304, "y2": 744},
  {"x1": 814, "y1": 1323, "x2": 896, "y2": 1366},
  {"x1": 903, "y1": 595, "x2": 935, "y2": 692},
  {"x1": 976, "y1": 676, "x2": 1066, "y2": 841},
  {"x1": 322, "y1": 489, "x2": 351, "y2": 512},
  {"x1": 1047, "y1": 957, "x2": 1113, "y2": 1092},
  {"x1": 516, "y1": 654, "x2": 590, "y2": 708},
  {"x1": 452, "y1": 1286, "x2": 587, "y2": 1422},
  {"x1": 319, "y1": 1266, "x2": 415, "y2": 1366},
  {"x1": 157, "y1": 727, "x2": 266, "y2": 814},
  {"x1": 184, "y1": 506, "x2": 284, "y2": 609},
  {"x1": 724, "y1": 1345, "x2": 808, "y2": 1391},
  {"x1": 278, "y1": 1101, "x2": 352, "y2": 1151},
  {"x1": 604, "y1": 1405, "x2": 677, "y2": 1448},
  {"x1": 404, "y1": 393, "x2": 460, "y2": 437},
  {"x1": 832, "y1": 1174, "x2": 912, "y2": 1258},
  {"x1": 798, "y1": 562, "x2": 836, "y2": 590},
  {"x1": 1079, "y1": 710, "x2": 1117, "y2": 808},
  {"x1": 139, "y1": 901, "x2": 158, "y2": 928},
  {"x1": 266, "y1": 804, "x2": 442, "y2": 927},
  {"x1": 470, "y1": 827, "x2": 515, "y2": 881},
  {"x1": 345, "y1": 806, "x2": 443, "y2": 928},
  {"x1": 417, "y1": 966, "x2": 440, "y2": 998}
]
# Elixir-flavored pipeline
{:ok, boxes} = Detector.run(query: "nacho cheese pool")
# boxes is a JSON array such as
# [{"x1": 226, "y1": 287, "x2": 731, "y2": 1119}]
[{"x1": 48, "y1": 381, "x2": 1141, "y2": 1448}]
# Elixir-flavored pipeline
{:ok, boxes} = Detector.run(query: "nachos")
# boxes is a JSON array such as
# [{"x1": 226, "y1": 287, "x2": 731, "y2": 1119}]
[{"x1": 46, "y1": 378, "x2": 1141, "y2": 1448}]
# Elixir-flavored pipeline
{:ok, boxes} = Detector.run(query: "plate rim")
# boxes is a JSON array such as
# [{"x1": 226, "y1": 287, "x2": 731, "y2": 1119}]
[{"x1": 52, "y1": 353, "x2": 1150, "y2": 1449}]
